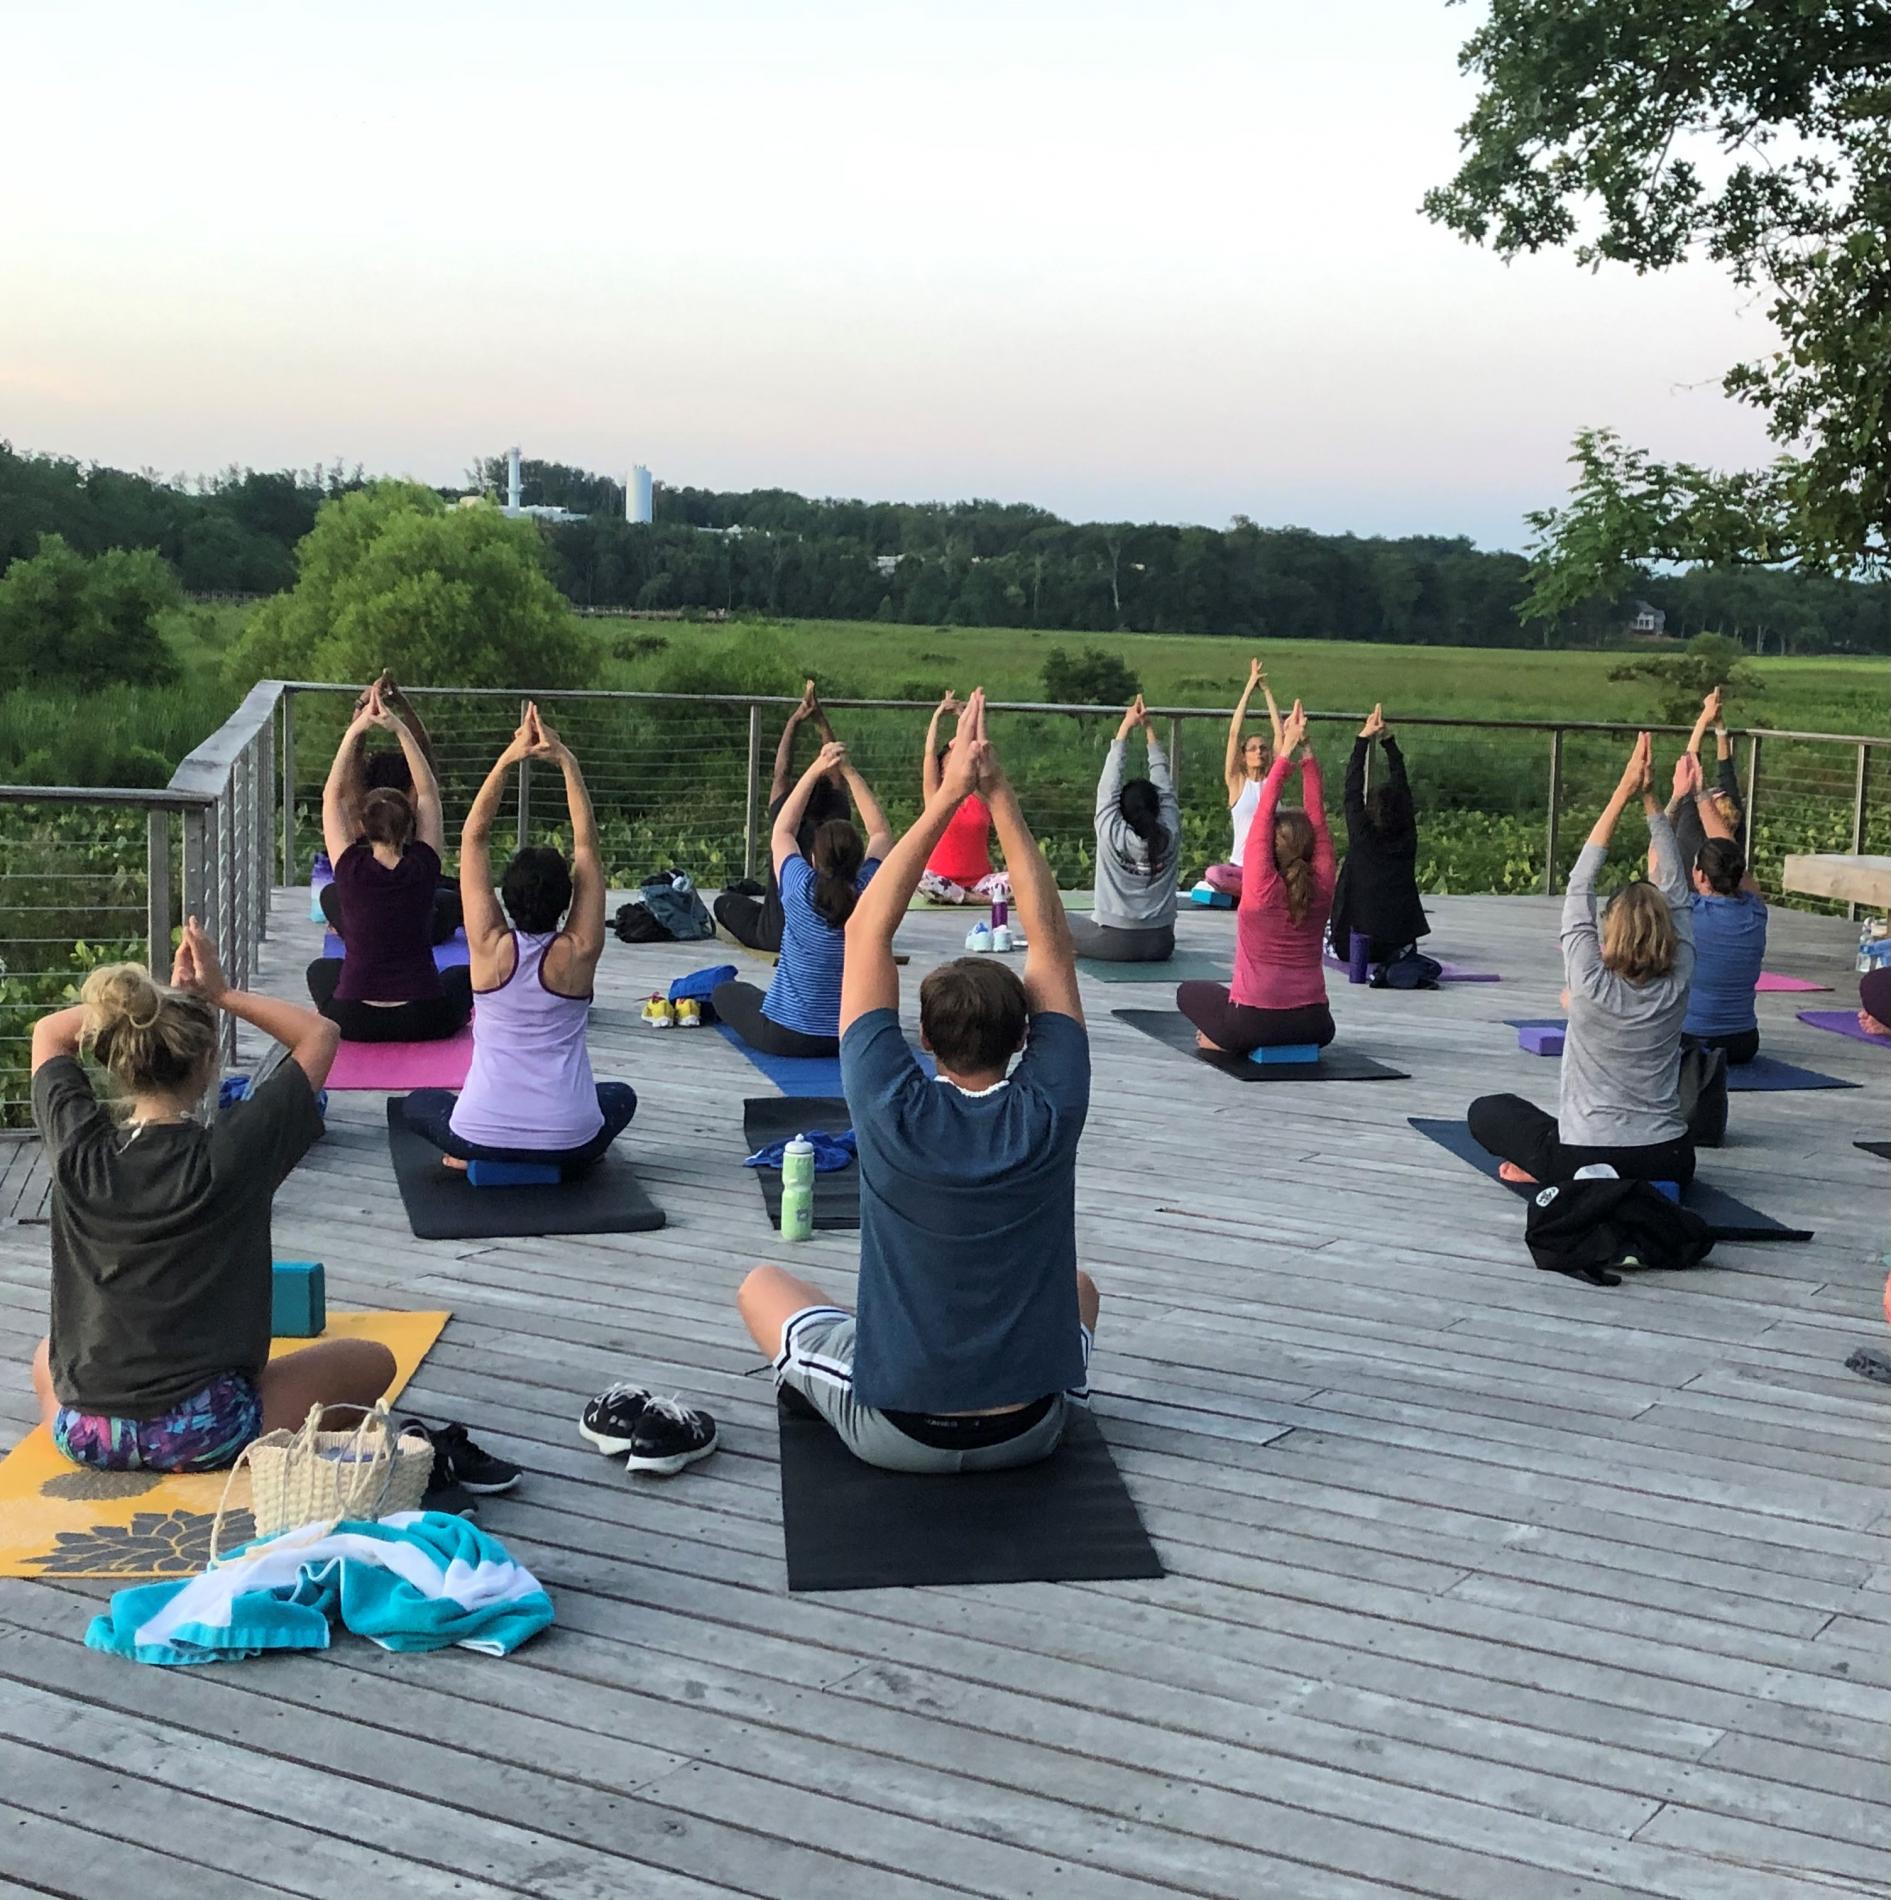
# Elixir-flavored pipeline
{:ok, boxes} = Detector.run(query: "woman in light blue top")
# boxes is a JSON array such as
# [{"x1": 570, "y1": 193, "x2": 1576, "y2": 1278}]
[{"x1": 714, "y1": 741, "x2": 892, "y2": 1057}]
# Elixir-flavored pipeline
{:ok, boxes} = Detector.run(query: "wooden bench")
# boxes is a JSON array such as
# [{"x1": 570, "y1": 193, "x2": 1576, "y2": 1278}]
[{"x1": 1781, "y1": 852, "x2": 1891, "y2": 909}]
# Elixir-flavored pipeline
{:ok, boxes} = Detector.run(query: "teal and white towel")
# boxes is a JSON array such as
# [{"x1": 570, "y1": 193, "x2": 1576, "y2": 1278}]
[{"x1": 85, "y1": 1510, "x2": 554, "y2": 1666}]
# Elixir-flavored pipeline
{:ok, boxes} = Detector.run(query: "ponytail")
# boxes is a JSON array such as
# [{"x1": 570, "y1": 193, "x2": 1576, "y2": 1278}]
[
  {"x1": 1117, "y1": 778, "x2": 1171, "y2": 879},
  {"x1": 809, "y1": 818, "x2": 865, "y2": 928},
  {"x1": 1273, "y1": 812, "x2": 1317, "y2": 926},
  {"x1": 79, "y1": 963, "x2": 218, "y2": 1100}
]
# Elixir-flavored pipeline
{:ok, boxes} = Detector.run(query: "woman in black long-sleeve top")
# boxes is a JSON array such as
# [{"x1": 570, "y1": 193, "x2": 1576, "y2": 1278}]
[{"x1": 1327, "y1": 704, "x2": 1429, "y2": 966}]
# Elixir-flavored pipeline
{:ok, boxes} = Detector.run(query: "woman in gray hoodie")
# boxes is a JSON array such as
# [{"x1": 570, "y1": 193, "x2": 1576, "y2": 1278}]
[{"x1": 1066, "y1": 697, "x2": 1182, "y2": 963}]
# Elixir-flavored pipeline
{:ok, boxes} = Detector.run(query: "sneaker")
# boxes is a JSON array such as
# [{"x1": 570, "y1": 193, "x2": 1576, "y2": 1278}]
[
  {"x1": 404, "y1": 1419, "x2": 522, "y2": 1495},
  {"x1": 623, "y1": 1396, "x2": 719, "y2": 1477},
  {"x1": 579, "y1": 1380, "x2": 653, "y2": 1456},
  {"x1": 641, "y1": 993, "x2": 675, "y2": 1028},
  {"x1": 965, "y1": 923, "x2": 993, "y2": 952},
  {"x1": 423, "y1": 1475, "x2": 480, "y2": 1519},
  {"x1": 673, "y1": 997, "x2": 702, "y2": 1028}
]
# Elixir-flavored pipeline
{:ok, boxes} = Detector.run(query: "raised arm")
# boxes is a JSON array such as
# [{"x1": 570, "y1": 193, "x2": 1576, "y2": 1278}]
[
  {"x1": 321, "y1": 702, "x2": 379, "y2": 863},
  {"x1": 1561, "y1": 740, "x2": 1650, "y2": 993},
  {"x1": 768, "y1": 687, "x2": 812, "y2": 805},
  {"x1": 1692, "y1": 772, "x2": 1763, "y2": 899},
  {"x1": 1240, "y1": 700, "x2": 1305, "y2": 909},
  {"x1": 1380, "y1": 728, "x2": 1410, "y2": 802},
  {"x1": 773, "y1": 743, "x2": 844, "y2": 872},
  {"x1": 841, "y1": 758, "x2": 894, "y2": 863},
  {"x1": 922, "y1": 691, "x2": 962, "y2": 800},
  {"x1": 1096, "y1": 698, "x2": 1138, "y2": 828},
  {"x1": 532, "y1": 710, "x2": 606, "y2": 961},
  {"x1": 1344, "y1": 735, "x2": 1369, "y2": 827},
  {"x1": 179, "y1": 917, "x2": 338, "y2": 1092},
  {"x1": 377, "y1": 673, "x2": 438, "y2": 775},
  {"x1": 460, "y1": 712, "x2": 534, "y2": 959},
  {"x1": 1223, "y1": 657, "x2": 1263, "y2": 797},
  {"x1": 1302, "y1": 751, "x2": 1334, "y2": 887},
  {"x1": 1653, "y1": 748, "x2": 1700, "y2": 881},
  {"x1": 373, "y1": 689, "x2": 444, "y2": 854}
]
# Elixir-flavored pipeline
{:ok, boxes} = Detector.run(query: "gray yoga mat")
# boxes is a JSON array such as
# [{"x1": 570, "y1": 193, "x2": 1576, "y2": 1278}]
[
  {"x1": 1113, "y1": 1008, "x2": 1409, "y2": 1082},
  {"x1": 1078, "y1": 954, "x2": 1230, "y2": 985}
]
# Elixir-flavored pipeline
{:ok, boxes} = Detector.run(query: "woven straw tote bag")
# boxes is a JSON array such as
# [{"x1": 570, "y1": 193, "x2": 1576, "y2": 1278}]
[{"x1": 210, "y1": 1400, "x2": 433, "y2": 1564}]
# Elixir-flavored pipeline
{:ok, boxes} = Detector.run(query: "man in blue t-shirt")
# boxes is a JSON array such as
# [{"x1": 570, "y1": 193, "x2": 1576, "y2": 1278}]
[{"x1": 736, "y1": 689, "x2": 1099, "y2": 1474}]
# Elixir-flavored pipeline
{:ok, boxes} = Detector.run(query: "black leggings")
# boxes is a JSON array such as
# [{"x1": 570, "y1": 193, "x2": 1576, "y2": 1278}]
[
  {"x1": 1174, "y1": 982, "x2": 1334, "y2": 1055},
  {"x1": 1685, "y1": 1027, "x2": 1760, "y2": 1067},
  {"x1": 1467, "y1": 1092, "x2": 1697, "y2": 1187},
  {"x1": 321, "y1": 878, "x2": 463, "y2": 946},
  {"x1": 401, "y1": 1083, "x2": 638, "y2": 1177},
  {"x1": 713, "y1": 885, "x2": 783, "y2": 955},
  {"x1": 306, "y1": 959, "x2": 474, "y2": 1043},
  {"x1": 710, "y1": 979, "x2": 838, "y2": 1057},
  {"x1": 1066, "y1": 915, "x2": 1175, "y2": 963}
]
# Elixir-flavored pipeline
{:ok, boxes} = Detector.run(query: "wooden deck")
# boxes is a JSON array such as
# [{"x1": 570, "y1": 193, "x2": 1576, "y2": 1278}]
[{"x1": 0, "y1": 889, "x2": 1885, "y2": 1900}]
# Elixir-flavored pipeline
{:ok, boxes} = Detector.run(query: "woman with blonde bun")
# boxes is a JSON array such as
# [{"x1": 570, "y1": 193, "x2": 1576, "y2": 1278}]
[{"x1": 28, "y1": 919, "x2": 394, "y2": 1472}]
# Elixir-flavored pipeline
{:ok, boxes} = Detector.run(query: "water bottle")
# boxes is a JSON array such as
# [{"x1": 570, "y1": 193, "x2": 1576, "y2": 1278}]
[
  {"x1": 991, "y1": 897, "x2": 1008, "y2": 931},
  {"x1": 1859, "y1": 919, "x2": 1880, "y2": 975},
  {"x1": 780, "y1": 1135, "x2": 815, "y2": 1242},
  {"x1": 309, "y1": 850, "x2": 333, "y2": 924},
  {"x1": 1347, "y1": 929, "x2": 1371, "y2": 985}
]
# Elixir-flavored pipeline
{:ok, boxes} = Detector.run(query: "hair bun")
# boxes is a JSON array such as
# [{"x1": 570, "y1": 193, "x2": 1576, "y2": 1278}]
[{"x1": 80, "y1": 962, "x2": 163, "y2": 1034}]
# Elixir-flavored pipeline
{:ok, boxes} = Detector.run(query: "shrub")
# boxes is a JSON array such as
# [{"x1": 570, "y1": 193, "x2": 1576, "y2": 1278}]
[
  {"x1": 1042, "y1": 644, "x2": 1140, "y2": 705},
  {"x1": 0, "y1": 535, "x2": 179, "y2": 690}
]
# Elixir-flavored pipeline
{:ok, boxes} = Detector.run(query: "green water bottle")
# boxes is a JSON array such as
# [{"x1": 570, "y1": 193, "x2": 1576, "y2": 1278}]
[{"x1": 780, "y1": 1134, "x2": 815, "y2": 1242}]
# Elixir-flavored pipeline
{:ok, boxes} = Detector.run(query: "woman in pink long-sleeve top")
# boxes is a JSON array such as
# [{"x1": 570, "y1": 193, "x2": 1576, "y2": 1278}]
[{"x1": 1176, "y1": 700, "x2": 1337, "y2": 1054}]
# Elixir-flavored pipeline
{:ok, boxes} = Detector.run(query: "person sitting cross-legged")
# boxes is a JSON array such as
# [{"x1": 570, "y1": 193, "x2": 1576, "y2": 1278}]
[
  {"x1": 402, "y1": 705, "x2": 636, "y2": 1178},
  {"x1": 736, "y1": 688, "x2": 1100, "y2": 1474}
]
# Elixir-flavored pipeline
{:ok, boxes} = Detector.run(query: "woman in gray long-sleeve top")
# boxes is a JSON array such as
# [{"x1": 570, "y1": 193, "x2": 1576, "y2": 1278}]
[
  {"x1": 1066, "y1": 697, "x2": 1181, "y2": 963},
  {"x1": 1468, "y1": 733, "x2": 1699, "y2": 1187}
]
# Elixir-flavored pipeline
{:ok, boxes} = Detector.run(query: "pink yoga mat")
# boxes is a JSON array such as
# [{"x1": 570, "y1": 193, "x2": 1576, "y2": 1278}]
[
  {"x1": 1755, "y1": 972, "x2": 1830, "y2": 993},
  {"x1": 326, "y1": 1025, "x2": 475, "y2": 1090},
  {"x1": 1797, "y1": 1009, "x2": 1890, "y2": 1048}
]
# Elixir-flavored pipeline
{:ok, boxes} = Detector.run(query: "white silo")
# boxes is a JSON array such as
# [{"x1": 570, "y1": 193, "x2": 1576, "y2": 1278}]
[
  {"x1": 627, "y1": 465, "x2": 654, "y2": 524},
  {"x1": 506, "y1": 446, "x2": 522, "y2": 513}
]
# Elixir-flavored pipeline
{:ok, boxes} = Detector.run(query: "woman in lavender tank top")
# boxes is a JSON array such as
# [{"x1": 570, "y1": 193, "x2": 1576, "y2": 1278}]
[{"x1": 402, "y1": 708, "x2": 636, "y2": 1177}]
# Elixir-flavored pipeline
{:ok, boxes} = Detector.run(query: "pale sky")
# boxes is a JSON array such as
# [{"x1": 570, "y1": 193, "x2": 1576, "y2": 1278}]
[{"x1": 2, "y1": 0, "x2": 1778, "y2": 550}]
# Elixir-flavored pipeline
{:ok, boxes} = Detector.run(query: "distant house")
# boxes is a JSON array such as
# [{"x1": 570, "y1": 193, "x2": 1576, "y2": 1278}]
[{"x1": 1628, "y1": 601, "x2": 1667, "y2": 635}]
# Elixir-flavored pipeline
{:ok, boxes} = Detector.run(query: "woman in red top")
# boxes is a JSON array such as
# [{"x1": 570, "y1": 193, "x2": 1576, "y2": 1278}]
[
  {"x1": 1176, "y1": 700, "x2": 1337, "y2": 1053},
  {"x1": 917, "y1": 693, "x2": 997, "y2": 902}
]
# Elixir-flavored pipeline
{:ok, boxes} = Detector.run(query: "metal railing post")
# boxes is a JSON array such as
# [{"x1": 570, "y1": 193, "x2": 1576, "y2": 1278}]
[
  {"x1": 1543, "y1": 728, "x2": 1564, "y2": 894},
  {"x1": 742, "y1": 701, "x2": 762, "y2": 881},
  {"x1": 146, "y1": 809, "x2": 172, "y2": 968},
  {"x1": 1742, "y1": 734, "x2": 1762, "y2": 863},
  {"x1": 280, "y1": 687, "x2": 297, "y2": 885},
  {"x1": 516, "y1": 696, "x2": 532, "y2": 849},
  {"x1": 256, "y1": 717, "x2": 273, "y2": 939},
  {"x1": 1166, "y1": 715, "x2": 1182, "y2": 802},
  {"x1": 1849, "y1": 740, "x2": 1869, "y2": 922}
]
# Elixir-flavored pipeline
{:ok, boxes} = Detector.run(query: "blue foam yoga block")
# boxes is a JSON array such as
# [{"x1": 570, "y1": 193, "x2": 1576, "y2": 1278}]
[
  {"x1": 271, "y1": 1260, "x2": 326, "y2": 1337},
  {"x1": 1518, "y1": 1024, "x2": 1565, "y2": 1057},
  {"x1": 466, "y1": 1158, "x2": 561, "y2": 1188},
  {"x1": 1188, "y1": 887, "x2": 1236, "y2": 909},
  {"x1": 1248, "y1": 1043, "x2": 1320, "y2": 1066},
  {"x1": 1651, "y1": 1180, "x2": 1680, "y2": 1203}
]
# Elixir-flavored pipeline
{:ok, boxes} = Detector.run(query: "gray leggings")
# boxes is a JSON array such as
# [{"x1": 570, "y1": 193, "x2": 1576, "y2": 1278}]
[{"x1": 1066, "y1": 915, "x2": 1175, "y2": 962}]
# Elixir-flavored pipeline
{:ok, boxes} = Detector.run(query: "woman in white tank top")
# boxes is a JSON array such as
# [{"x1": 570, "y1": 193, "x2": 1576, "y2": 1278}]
[{"x1": 1202, "y1": 656, "x2": 1285, "y2": 896}]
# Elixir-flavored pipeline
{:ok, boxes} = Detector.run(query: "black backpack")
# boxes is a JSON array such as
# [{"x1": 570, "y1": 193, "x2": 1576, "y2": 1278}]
[
  {"x1": 1524, "y1": 1177, "x2": 1715, "y2": 1286},
  {"x1": 614, "y1": 871, "x2": 715, "y2": 944}
]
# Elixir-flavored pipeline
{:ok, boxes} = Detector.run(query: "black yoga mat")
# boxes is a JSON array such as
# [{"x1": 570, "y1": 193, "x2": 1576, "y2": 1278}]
[
  {"x1": 386, "y1": 1099, "x2": 666, "y2": 1240},
  {"x1": 1507, "y1": 1022, "x2": 1857, "y2": 1093},
  {"x1": 777, "y1": 1399, "x2": 1162, "y2": 1592},
  {"x1": 1113, "y1": 1008, "x2": 1409, "y2": 1082},
  {"x1": 1855, "y1": 1141, "x2": 1891, "y2": 1162},
  {"x1": 742, "y1": 1095, "x2": 860, "y2": 1230},
  {"x1": 1407, "y1": 1116, "x2": 1813, "y2": 1243}
]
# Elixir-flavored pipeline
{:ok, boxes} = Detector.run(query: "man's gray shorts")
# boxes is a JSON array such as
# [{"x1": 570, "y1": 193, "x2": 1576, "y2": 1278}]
[{"x1": 773, "y1": 1306, "x2": 1093, "y2": 1475}]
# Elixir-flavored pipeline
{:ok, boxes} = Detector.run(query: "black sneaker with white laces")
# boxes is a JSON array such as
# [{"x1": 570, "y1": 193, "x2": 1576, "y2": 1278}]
[
  {"x1": 404, "y1": 1419, "x2": 523, "y2": 1496},
  {"x1": 579, "y1": 1381, "x2": 652, "y2": 1457},
  {"x1": 623, "y1": 1397, "x2": 718, "y2": 1477}
]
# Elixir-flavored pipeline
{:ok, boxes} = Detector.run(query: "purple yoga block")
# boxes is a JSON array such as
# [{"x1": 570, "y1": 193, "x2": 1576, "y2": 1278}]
[
  {"x1": 466, "y1": 1159, "x2": 561, "y2": 1188},
  {"x1": 1247, "y1": 1043, "x2": 1320, "y2": 1066},
  {"x1": 1518, "y1": 1024, "x2": 1565, "y2": 1057}
]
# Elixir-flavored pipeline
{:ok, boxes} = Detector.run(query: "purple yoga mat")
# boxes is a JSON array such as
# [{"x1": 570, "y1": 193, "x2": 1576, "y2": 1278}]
[
  {"x1": 326, "y1": 1024, "x2": 475, "y2": 1091},
  {"x1": 323, "y1": 929, "x2": 470, "y2": 971},
  {"x1": 1756, "y1": 972, "x2": 1831, "y2": 993},
  {"x1": 1321, "y1": 953, "x2": 1500, "y2": 984},
  {"x1": 1797, "y1": 1009, "x2": 1890, "y2": 1048}
]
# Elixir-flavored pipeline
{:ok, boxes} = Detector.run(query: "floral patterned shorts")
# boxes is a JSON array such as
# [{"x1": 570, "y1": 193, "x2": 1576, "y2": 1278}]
[{"x1": 52, "y1": 1371, "x2": 263, "y2": 1474}]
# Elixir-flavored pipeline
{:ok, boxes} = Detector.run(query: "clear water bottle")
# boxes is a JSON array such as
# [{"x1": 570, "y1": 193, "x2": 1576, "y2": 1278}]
[
  {"x1": 1859, "y1": 919, "x2": 1877, "y2": 975},
  {"x1": 780, "y1": 1135, "x2": 815, "y2": 1242}
]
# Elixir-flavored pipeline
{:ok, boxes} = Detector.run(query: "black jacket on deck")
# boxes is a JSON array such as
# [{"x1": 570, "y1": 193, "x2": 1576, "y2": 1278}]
[{"x1": 1327, "y1": 736, "x2": 1430, "y2": 953}]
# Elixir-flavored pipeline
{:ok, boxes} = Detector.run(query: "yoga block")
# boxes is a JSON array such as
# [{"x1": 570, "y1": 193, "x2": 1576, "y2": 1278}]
[
  {"x1": 466, "y1": 1158, "x2": 561, "y2": 1188},
  {"x1": 1189, "y1": 888, "x2": 1235, "y2": 910},
  {"x1": 1248, "y1": 1043, "x2": 1320, "y2": 1066},
  {"x1": 1651, "y1": 1180, "x2": 1680, "y2": 1203},
  {"x1": 1518, "y1": 1024, "x2": 1565, "y2": 1057},
  {"x1": 271, "y1": 1261, "x2": 326, "y2": 1337}
]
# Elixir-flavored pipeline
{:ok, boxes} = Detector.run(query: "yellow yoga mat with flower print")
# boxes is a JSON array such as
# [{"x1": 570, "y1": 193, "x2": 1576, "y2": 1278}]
[{"x1": 0, "y1": 1309, "x2": 449, "y2": 1579}]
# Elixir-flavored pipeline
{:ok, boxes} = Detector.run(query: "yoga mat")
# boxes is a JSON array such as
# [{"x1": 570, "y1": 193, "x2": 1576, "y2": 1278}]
[
  {"x1": 1323, "y1": 953, "x2": 1500, "y2": 984},
  {"x1": 1504, "y1": 1022, "x2": 1856, "y2": 1092},
  {"x1": 1756, "y1": 972, "x2": 1830, "y2": 994},
  {"x1": 1407, "y1": 1117, "x2": 1813, "y2": 1243},
  {"x1": 386, "y1": 1100, "x2": 664, "y2": 1239},
  {"x1": 1854, "y1": 1141, "x2": 1891, "y2": 1162},
  {"x1": 743, "y1": 1096, "x2": 859, "y2": 1229},
  {"x1": 0, "y1": 1309, "x2": 449, "y2": 1579},
  {"x1": 1077, "y1": 954, "x2": 1229, "y2": 985},
  {"x1": 907, "y1": 891, "x2": 1097, "y2": 912},
  {"x1": 1799, "y1": 1009, "x2": 1891, "y2": 1048},
  {"x1": 327, "y1": 1025, "x2": 474, "y2": 1092},
  {"x1": 1113, "y1": 1009, "x2": 1409, "y2": 1083},
  {"x1": 777, "y1": 1400, "x2": 1162, "y2": 1592},
  {"x1": 322, "y1": 930, "x2": 470, "y2": 972}
]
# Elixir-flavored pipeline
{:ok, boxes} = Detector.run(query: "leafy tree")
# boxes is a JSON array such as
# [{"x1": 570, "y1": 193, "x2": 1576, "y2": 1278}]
[
  {"x1": 0, "y1": 535, "x2": 179, "y2": 690},
  {"x1": 229, "y1": 485, "x2": 596, "y2": 690},
  {"x1": 1041, "y1": 645, "x2": 1141, "y2": 705},
  {"x1": 1427, "y1": 0, "x2": 1889, "y2": 580},
  {"x1": 1607, "y1": 631, "x2": 1763, "y2": 727}
]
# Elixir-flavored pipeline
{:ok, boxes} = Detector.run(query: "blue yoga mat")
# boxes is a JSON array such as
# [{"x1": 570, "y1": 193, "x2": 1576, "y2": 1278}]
[
  {"x1": 1407, "y1": 1116, "x2": 1812, "y2": 1242},
  {"x1": 713, "y1": 1021, "x2": 935, "y2": 1097},
  {"x1": 1505, "y1": 1020, "x2": 1855, "y2": 1092},
  {"x1": 323, "y1": 929, "x2": 470, "y2": 972}
]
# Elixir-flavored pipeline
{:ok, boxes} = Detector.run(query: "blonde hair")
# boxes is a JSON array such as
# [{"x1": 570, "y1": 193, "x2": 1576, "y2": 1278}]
[
  {"x1": 1600, "y1": 883, "x2": 1678, "y2": 983},
  {"x1": 79, "y1": 963, "x2": 218, "y2": 1099},
  {"x1": 1273, "y1": 811, "x2": 1316, "y2": 925}
]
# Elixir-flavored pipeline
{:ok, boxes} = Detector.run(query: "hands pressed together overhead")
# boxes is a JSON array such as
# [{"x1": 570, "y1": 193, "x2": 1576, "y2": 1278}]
[
  {"x1": 1279, "y1": 698, "x2": 1309, "y2": 756},
  {"x1": 1359, "y1": 702, "x2": 1387, "y2": 741},
  {"x1": 169, "y1": 916, "x2": 228, "y2": 1008}
]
